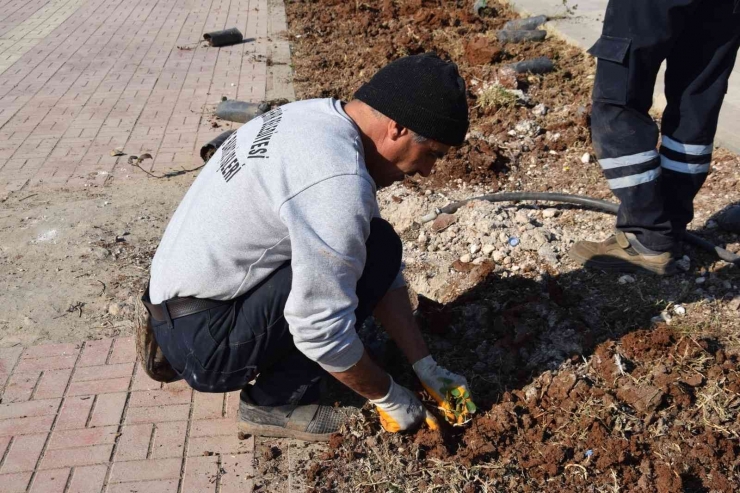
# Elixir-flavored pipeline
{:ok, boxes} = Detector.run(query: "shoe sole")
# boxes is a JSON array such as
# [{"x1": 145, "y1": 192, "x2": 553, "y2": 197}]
[
  {"x1": 568, "y1": 250, "x2": 677, "y2": 276},
  {"x1": 237, "y1": 421, "x2": 333, "y2": 442}
]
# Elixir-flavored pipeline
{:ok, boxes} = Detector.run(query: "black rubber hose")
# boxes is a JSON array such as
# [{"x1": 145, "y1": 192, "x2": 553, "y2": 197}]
[{"x1": 423, "y1": 191, "x2": 740, "y2": 265}]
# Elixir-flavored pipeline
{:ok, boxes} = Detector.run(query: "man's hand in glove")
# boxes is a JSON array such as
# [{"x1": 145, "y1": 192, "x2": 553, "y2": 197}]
[
  {"x1": 413, "y1": 355, "x2": 476, "y2": 424},
  {"x1": 370, "y1": 376, "x2": 439, "y2": 432}
]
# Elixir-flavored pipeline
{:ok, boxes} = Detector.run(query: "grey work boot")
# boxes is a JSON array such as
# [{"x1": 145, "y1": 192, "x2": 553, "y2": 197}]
[
  {"x1": 238, "y1": 395, "x2": 345, "y2": 442},
  {"x1": 569, "y1": 231, "x2": 677, "y2": 275}
]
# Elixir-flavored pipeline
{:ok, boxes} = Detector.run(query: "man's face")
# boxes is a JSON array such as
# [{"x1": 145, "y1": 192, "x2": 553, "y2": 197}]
[{"x1": 373, "y1": 124, "x2": 450, "y2": 188}]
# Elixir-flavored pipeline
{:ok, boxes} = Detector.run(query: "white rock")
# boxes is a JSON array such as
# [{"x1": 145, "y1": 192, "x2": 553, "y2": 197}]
[
  {"x1": 532, "y1": 103, "x2": 548, "y2": 116},
  {"x1": 581, "y1": 153, "x2": 590, "y2": 164},
  {"x1": 418, "y1": 233, "x2": 428, "y2": 244},
  {"x1": 618, "y1": 275, "x2": 636, "y2": 284},
  {"x1": 108, "y1": 303, "x2": 123, "y2": 317},
  {"x1": 482, "y1": 244, "x2": 496, "y2": 255},
  {"x1": 459, "y1": 254, "x2": 472, "y2": 263},
  {"x1": 492, "y1": 251, "x2": 505, "y2": 262},
  {"x1": 542, "y1": 208, "x2": 559, "y2": 219},
  {"x1": 503, "y1": 256, "x2": 513, "y2": 265},
  {"x1": 537, "y1": 245, "x2": 559, "y2": 266},
  {"x1": 524, "y1": 385, "x2": 538, "y2": 401},
  {"x1": 695, "y1": 277, "x2": 706, "y2": 284},
  {"x1": 470, "y1": 244, "x2": 481, "y2": 254},
  {"x1": 673, "y1": 305, "x2": 686, "y2": 316},
  {"x1": 472, "y1": 257, "x2": 485, "y2": 265},
  {"x1": 89, "y1": 247, "x2": 111, "y2": 260},
  {"x1": 514, "y1": 211, "x2": 530, "y2": 224},
  {"x1": 676, "y1": 255, "x2": 690, "y2": 272},
  {"x1": 520, "y1": 230, "x2": 548, "y2": 250}
]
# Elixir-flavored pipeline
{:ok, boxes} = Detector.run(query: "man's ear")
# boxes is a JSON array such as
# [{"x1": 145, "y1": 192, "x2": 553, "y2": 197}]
[{"x1": 387, "y1": 119, "x2": 410, "y2": 141}]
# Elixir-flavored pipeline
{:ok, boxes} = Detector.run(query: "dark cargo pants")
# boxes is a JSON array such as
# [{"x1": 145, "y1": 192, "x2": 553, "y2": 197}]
[
  {"x1": 151, "y1": 218, "x2": 402, "y2": 406},
  {"x1": 589, "y1": 0, "x2": 740, "y2": 251}
]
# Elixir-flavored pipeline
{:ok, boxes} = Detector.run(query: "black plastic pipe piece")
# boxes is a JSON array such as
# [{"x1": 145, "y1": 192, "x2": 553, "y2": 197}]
[
  {"x1": 497, "y1": 30, "x2": 547, "y2": 43},
  {"x1": 422, "y1": 191, "x2": 740, "y2": 265},
  {"x1": 204, "y1": 28, "x2": 243, "y2": 47},
  {"x1": 509, "y1": 57, "x2": 554, "y2": 74},
  {"x1": 503, "y1": 15, "x2": 548, "y2": 31},
  {"x1": 215, "y1": 100, "x2": 267, "y2": 123},
  {"x1": 200, "y1": 130, "x2": 236, "y2": 162}
]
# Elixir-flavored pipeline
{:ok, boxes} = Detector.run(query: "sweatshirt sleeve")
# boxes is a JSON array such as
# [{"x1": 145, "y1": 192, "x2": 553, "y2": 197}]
[{"x1": 279, "y1": 174, "x2": 377, "y2": 372}]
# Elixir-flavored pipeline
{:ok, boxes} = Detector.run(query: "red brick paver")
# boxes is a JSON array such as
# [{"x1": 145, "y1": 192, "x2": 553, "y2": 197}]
[
  {"x1": 0, "y1": 339, "x2": 254, "y2": 492},
  {"x1": 0, "y1": 0, "x2": 295, "y2": 193}
]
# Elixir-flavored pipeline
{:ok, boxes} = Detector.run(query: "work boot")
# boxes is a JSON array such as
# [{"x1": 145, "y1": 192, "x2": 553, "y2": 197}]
[
  {"x1": 237, "y1": 394, "x2": 345, "y2": 442},
  {"x1": 569, "y1": 231, "x2": 676, "y2": 275}
]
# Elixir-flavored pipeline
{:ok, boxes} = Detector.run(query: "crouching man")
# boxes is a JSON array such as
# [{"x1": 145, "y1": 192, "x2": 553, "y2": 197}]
[{"x1": 138, "y1": 53, "x2": 473, "y2": 441}]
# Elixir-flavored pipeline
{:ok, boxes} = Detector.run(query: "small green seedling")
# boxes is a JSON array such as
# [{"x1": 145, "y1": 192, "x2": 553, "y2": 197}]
[{"x1": 439, "y1": 379, "x2": 477, "y2": 426}]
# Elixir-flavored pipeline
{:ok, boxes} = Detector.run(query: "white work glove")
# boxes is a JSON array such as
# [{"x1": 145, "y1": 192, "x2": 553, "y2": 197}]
[
  {"x1": 370, "y1": 376, "x2": 439, "y2": 433},
  {"x1": 413, "y1": 355, "x2": 475, "y2": 425}
]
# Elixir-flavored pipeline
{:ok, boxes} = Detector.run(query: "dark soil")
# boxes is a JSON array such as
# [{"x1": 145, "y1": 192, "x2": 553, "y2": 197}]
[{"x1": 284, "y1": 0, "x2": 740, "y2": 491}]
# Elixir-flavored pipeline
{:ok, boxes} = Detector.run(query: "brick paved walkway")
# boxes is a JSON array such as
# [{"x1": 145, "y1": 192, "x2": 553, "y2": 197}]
[
  {"x1": 0, "y1": 338, "x2": 256, "y2": 492},
  {"x1": 0, "y1": 0, "x2": 294, "y2": 193}
]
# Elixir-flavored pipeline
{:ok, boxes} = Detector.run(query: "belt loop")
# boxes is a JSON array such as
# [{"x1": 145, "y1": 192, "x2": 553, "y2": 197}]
[{"x1": 162, "y1": 300, "x2": 174, "y2": 329}]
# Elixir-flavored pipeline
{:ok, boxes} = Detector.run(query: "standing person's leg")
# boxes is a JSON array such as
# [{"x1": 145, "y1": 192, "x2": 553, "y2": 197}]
[
  {"x1": 660, "y1": 1, "x2": 740, "y2": 239},
  {"x1": 570, "y1": 0, "x2": 700, "y2": 274}
]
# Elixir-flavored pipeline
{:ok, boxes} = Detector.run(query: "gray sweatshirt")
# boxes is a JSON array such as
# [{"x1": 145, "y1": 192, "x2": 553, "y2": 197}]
[{"x1": 149, "y1": 98, "x2": 403, "y2": 372}]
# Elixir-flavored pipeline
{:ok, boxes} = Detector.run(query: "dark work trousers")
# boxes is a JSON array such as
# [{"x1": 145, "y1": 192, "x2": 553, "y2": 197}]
[
  {"x1": 151, "y1": 218, "x2": 402, "y2": 407},
  {"x1": 589, "y1": 0, "x2": 740, "y2": 251}
]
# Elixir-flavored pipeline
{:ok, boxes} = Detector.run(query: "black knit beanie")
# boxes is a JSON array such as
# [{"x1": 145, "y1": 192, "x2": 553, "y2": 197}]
[{"x1": 353, "y1": 53, "x2": 469, "y2": 146}]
